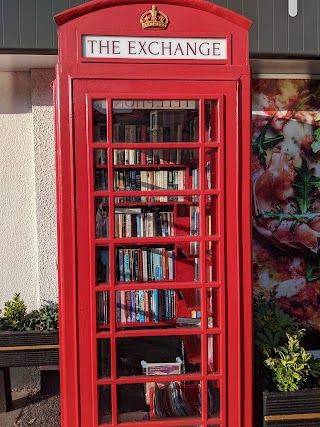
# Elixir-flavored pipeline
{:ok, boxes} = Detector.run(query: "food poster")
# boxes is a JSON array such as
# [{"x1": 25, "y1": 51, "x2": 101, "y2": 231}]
[{"x1": 252, "y1": 79, "x2": 320, "y2": 331}]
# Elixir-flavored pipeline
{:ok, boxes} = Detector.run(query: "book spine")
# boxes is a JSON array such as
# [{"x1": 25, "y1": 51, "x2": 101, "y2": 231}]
[
  {"x1": 125, "y1": 291, "x2": 131, "y2": 322},
  {"x1": 144, "y1": 290, "x2": 149, "y2": 322},
  {"x1": 120, "y1": 291, "x2": 126, "y2": 323},
  {"x1": 130, "y1": 291, "x2": 136, "y2": 322},
  {"x1": 124, "y1": 249, "x2": 130, "y2": 282},
  {"x1": 116, "y1": 292, "x2": 121, "y2": 322},
  {"x1": 135, "y1": 291, "x2": 140, "y2": 321},
  {"x1": 139, "y1": 290, "x2": 145, "y2": 322},
  {"x1": 118, "y1": 249, "x2": 124, "y2": 282},
  {"x1": 154, "y1": 289, "x2": 159, "y2": 322}
]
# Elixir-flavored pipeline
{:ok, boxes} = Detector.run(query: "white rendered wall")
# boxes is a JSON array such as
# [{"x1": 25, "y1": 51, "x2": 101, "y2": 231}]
[
  {"x1": 31, "y1": 69, "x2": 58, "y2": 306},
  {"x1": 0, "y1": 70, "x2": 57, "y2": 312}
]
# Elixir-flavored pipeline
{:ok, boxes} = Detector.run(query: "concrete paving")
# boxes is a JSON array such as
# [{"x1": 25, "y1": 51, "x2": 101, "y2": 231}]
[{"x1": 0, "y1": 390, "x2": 29, "y2": 427}]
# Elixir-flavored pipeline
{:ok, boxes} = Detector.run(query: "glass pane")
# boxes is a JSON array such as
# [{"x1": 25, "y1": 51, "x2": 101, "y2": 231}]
[
  {"x1": 177, "y1": 242, "x2": 200, "y2": 282},
  {"x1": 96, "y1": 197, "x2": 109, "y2": 238},
  {"x1": 98, "y1": 385, "x2": 111, "y2": 424},
  {"x1": 97, "y1": 291, "x2": 109, "y2": 330},
  {"x1": 93, "y1": 100, "x2": 107, "y2": 143},
  {"x1": 94, "y1": 149, "x2": 108, "y2": 190},
  {"x1": 207, "y1": 288, "x2": 219, "y2": 328},
  {"x1": 96, "y1": 246, "x2": 109, "y2": 285},
  {"x1": 115, "y1": 207, "x2": 174, "y2": 238},
  {"x1": 205, "y1": 149, "x2": 218, "y2": 190},
  {"x1": 115, "y1": 244, "x2": 200, "y2": 284},
  {"x1": 117, "y1": 335, "x2": 200, "y2": 376},
  {"x1": 116, "y1": 289, "x2": 176, "y2": 326},
  {"x1": 114, "y1": 198, "x2": 199, "y2": 238},
  {"x1": 114, "y1": 195, "x2": 198, "y2": 205},
  {"x1": 117, "y1": 381, "x2": 202, "y2": 422},
  {"x1": 112, "y1": 100, "x2": 199, "y2": 143},
  {"x1": 115, "y1": 288, "x2": 201, "y2": 329},
  {"x1": 94, "y1": 148, "x2": 107, "y2": 165},
  {"x1": 178, "y1": 288, "x2": 201, "y2": 319},
  {"x1": 206, "y1": 196, "x2": 218, "y2": 236},
  {"x1": 208, "y1": 380, "x2": 221, "y2": 419},
  {"x1": 208, "y1": 335, "x2": 220, "y2": 374},
  {"x1": 113, "y1": 149, "x2": 199, "y2": 194},
  {"x1": 115, "y1": 245, "x2": 175, "y2": 283},
  {"x1": 206, "y1": 242, "x2": 218, "y2": 282},
  {"x1": 97, "y1": 338, "x2": 111, "y2": 378},
  {"x1": 205, "y1": 100, "x2": 218, "y2": 142},
  {"x1": 114, "y1": 148, "x2": 197, "y2": 165}
]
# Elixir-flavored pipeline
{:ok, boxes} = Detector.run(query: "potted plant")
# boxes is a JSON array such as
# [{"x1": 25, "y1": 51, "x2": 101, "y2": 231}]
[
  {"x1": 0, "y1": 293, "x2": 59, "y2": 367},
  {"x1": 0, "y1": 293, "x2": 59, "y2": 412},
  {"x1": 254, "y1": 291, "x2": 320, "y2": 427}
]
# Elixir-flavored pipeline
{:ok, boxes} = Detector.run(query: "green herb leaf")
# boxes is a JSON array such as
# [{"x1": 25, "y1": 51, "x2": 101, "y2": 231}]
[
  {"x1": 252, "y1": 114, "x2": 284, "y2": 166},
  {"x1": 306, "y1": 265, "x2": 320, "y2": 283},
  {"x1": 311, "y1": 128, "x2": 320, "y2": 153},
  {"x1": 293, "y1": 158, "x2": 320, "y2": 213},
  {"x1": 257, "y1": 205, "x2": 320, "y2": 230}
]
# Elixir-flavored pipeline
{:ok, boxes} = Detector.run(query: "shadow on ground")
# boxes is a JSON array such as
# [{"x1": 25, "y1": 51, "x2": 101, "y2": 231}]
[{"x1": 14, "y1": 391, "x2": 60, "y2": 427}]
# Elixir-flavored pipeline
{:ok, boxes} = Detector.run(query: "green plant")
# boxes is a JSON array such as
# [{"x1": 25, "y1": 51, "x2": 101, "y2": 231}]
[
  {"x1": 25, "y1": 302, "x2": 59, "y2": 331},
  {"x1": 254, "y1": 290, "x2": 299, "y2": 353},
  {"x1": 0, "y1": 293, "x2": 58, "y2": 332},
  {"x1": 2, "y1": 293, "x2": 27, "y2": 331},
  {"x1": 263, "y1": 329, "x2": 320, "y2": 392}
]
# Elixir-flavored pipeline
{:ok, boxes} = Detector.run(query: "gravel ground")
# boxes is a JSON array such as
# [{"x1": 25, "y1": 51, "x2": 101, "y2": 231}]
[{"x1": 14, "y1": 392, "x2": 60, "y2": 427}]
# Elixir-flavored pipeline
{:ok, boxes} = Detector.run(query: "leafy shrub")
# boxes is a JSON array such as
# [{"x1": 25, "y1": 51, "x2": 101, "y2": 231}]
[
  {"x1": 264, "y1": 329, "x2": 320, "y2": 391},
  {"x1": 254, "y1": 290, "x2": 299, "y2": 353},
  {"x1": 0, "y1": 293, "x2": 58, "y2": 332},
  {"x1": 1, "y1": 293, "x2": 27, "y2": 331}
]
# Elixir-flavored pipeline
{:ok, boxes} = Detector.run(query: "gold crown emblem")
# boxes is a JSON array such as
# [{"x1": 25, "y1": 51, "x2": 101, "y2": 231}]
[{"x1": 140, "y1": 5, "x2": 169, "y2": 30}]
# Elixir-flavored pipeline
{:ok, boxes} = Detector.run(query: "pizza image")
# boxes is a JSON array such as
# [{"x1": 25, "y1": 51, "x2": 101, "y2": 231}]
[{"x1": 252, "y1": 79, "x2": 320, "y2": 330}]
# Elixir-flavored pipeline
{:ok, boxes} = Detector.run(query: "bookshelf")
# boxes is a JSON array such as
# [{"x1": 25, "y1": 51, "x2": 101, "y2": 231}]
[{"x1": 91, "y1": 98, "x2": 222, "y2": 425}]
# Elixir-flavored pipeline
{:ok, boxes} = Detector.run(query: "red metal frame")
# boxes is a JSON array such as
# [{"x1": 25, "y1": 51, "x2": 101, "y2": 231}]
[{"x1": 54, "y1": 2, "x2": 252, "y2": 427}]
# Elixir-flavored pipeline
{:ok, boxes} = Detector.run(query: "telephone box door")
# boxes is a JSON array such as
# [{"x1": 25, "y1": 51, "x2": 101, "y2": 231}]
[{"x1": 72, "y1": 78, "x2": 245, "y2": 427}]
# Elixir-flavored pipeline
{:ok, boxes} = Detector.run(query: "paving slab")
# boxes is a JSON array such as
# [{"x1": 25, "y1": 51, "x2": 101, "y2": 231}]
[{"x1": 0, "y1": 390, "x2": 29, "y2": 427}]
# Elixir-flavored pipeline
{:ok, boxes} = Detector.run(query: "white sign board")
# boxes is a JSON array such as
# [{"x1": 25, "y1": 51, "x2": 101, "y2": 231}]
[{"x1": 82, "y1": 36, "x2": 227, "y2": 60}]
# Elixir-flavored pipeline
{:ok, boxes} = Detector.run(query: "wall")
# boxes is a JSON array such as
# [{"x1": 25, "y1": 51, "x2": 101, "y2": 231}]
[
  {"x1": 0, "y1": 70, "x2": 57, "y2": 312},
  {"x1": 1, "y1": 0, "x2": 319, "y2": 58},
  {"x1": 31, "y1": 69, "x2": 58, "y2": 305}
]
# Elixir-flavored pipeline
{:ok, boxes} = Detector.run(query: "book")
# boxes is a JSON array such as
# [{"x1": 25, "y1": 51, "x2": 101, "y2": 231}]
[{"x1": 176, "y1": 317, "x2": 201, "y2": 327}]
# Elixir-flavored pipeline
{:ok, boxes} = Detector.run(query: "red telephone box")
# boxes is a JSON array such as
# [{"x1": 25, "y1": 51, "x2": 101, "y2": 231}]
[{"x1": 54, "y1": 1, "x2": 252, "y2": 426}]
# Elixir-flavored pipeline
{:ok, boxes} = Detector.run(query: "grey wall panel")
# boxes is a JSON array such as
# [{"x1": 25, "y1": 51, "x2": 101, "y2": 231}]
[
  {"x1": 288, "y1": 4, "x2": 304, "y2": 53},
  {"x1": 243, "y1": 0, "x2": 258, "y2": 53},
  {"x1": 3, "y1": 0, "x2": 20, "y2": 47},
  {"x1": 0, "y1": 0, "x2": 320, "y2": 56},
  {"x1": 303, "y1": 0, "x2": 319, "y2": 54},
  {"x1": 53, "y1": 0, "x2": 70, "y2": 51},
  {"x1": 273, "y1": 0, "x2": 288, "y2": 53},
  {"x1": 20, "y1": 0, "x2": 36, "y2": 48},
  {"x1": 258, "y1": 0, "x2": 273, "y2": 52},
  {"x1": 0, "y1": 0, "x2": 3, "y2": 46},
  {"x1": 208, "y1": 0, "x2": 227, "y2": 9},
  {"x1": 69, "y1": 0, "x2": 86, "y2": 7},
  {"x1": 36, "y1": 0, "x2": 54, "y2": 48},
  {"x1": 227, "y1": 0, "x2": 242, "y2": 16}
]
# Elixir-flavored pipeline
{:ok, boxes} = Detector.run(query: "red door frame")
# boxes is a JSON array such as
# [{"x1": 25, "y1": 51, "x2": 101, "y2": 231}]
[{"x1": 54, "y1": 1, "x2": 252, "y2": 426}]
